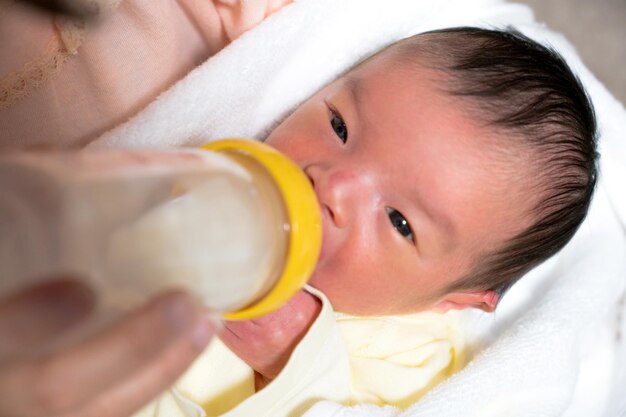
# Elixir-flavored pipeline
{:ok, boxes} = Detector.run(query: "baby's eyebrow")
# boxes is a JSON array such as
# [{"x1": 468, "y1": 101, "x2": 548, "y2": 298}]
[
  {"x1": 343, "y1": 75, "x2": 366, "y2": 119},
  {"x1": 413, "y1": 188, "x2": 456, "y2": 245},
  {"x1": 344, "y1": 75, "x2": 362, "y2": 100}
]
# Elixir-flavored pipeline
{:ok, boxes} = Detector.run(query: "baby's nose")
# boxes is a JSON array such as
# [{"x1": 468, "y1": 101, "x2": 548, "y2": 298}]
[{"x1": 305, "y1": 166, "x2": 375, "y2": 229}]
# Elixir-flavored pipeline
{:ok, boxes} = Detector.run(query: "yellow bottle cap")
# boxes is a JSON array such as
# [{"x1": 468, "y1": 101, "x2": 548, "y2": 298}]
[{"x1": 201, "y1": 139, "x2": 321, "y2": 320}]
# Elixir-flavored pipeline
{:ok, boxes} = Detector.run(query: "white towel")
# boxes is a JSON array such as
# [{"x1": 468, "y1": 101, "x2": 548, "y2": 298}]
[{"x1": 90, "y1": 1, "x2": 626, "y2": 416}]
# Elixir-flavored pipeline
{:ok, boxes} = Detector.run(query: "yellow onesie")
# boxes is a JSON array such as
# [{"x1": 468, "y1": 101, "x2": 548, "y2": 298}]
[{"x1": 134, "y1": 286, "x2": 466, "y2": 417}]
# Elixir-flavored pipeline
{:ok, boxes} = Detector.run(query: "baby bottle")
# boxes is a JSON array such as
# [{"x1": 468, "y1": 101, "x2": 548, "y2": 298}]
[{"x1": 0, "y1": 139, "x2": 321, "y2": 322}]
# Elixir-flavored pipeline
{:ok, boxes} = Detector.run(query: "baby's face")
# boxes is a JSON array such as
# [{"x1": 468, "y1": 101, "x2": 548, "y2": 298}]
[{"x1": 265, "y1": 54, "x2": 532, "y2": 315}]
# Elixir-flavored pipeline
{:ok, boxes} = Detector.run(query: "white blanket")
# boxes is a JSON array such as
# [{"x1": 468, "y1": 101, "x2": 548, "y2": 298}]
[{"x1": 90, "y1": 0, "x2": 626, "y2": 416}]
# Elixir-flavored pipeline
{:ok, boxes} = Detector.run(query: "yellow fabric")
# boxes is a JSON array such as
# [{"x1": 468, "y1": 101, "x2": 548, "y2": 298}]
[
  {"x1": 176, "y1": 337, "x2": 256, "y2": 416},
  {"x1": 136, "y1": 287, "x2": 465, "y2": 417},
  {"x1": 335, "y1": 311, "x2": 466, "y2": 408},
  {"x1": 134, "y1": 286, "x2": 351, "y2": 417}
]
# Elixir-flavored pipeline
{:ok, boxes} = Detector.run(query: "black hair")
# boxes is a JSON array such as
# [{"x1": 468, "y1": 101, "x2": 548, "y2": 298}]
[{"x1": 390, "y1": 27, "x2": 599, "y2": 298}]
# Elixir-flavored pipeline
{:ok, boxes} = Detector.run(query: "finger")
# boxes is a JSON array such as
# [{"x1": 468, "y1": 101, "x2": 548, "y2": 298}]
[
  {"x1": 0, "y1": 291, "x2": 203, "y2": 417},
  {"x1": 0, "y1": 278, "x2": 94, "y2": 357},
  {"x1": 64, "y1": 315, "x2": 216, "y2": 417}
]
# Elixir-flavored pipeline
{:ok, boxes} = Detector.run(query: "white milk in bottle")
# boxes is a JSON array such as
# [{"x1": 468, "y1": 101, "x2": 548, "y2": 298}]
[{"x1": 0, "y1": 139, "x2": 321, "y2": 326}]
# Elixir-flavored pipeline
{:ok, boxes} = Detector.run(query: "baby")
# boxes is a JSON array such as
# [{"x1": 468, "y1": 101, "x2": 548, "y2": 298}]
[{"x1": 138, "y1": 26, "x2": 598, "y2": 417}]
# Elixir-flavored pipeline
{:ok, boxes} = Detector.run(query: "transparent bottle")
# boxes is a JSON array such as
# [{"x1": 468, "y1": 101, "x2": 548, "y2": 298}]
[{"x1": 0, "y1": 139, "x2": 321, "y2": 321}]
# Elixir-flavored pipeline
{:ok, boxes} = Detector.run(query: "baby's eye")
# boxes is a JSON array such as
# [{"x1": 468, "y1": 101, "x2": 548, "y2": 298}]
[
  {"x1": 386, "y1": 207, "x2": 415, "y2": 243},
  {"x1": 329, "y1": 108, "x2": 348, "y2": 144}
]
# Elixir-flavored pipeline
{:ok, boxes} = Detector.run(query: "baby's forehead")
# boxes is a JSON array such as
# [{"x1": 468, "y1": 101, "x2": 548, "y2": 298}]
[
  {"x1": 339, "y1": 55, "x2": 479, "y2": 133},
  {"x1": 348, "y1": 60, "x2": 538, "y2": 186},
  {"x1": 354, "y1": 65, "x2": 539, "y2": 198},
  {"x1": 343, "y1": 53, "x2": 455, "y2": 113}
]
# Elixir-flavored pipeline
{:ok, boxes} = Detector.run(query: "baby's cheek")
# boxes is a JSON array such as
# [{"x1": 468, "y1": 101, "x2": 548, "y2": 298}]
[{"x1": 264, "y1": 134, "x2": 304, "y2": 163}]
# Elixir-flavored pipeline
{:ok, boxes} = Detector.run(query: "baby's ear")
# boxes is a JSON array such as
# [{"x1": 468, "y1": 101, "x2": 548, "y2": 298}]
[{"x1": 432, "y1": 290, "x2": 499, "y2": 313}]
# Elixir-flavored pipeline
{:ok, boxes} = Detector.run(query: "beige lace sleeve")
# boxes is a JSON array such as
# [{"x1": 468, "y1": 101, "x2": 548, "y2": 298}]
[{"x1": 0, "y1": 0, "x2": 120, "y2": 111}]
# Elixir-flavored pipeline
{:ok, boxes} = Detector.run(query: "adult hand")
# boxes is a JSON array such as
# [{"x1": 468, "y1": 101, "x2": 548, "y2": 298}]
[
  {"x1": 0, "y1": 278, "x2": 215, "y2": 417},
  {"x1": 219, "y1": 290, "x2": 321, "y2": 390}
]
